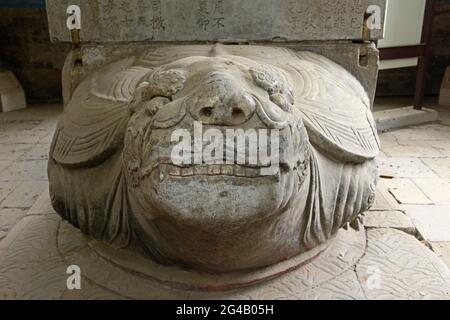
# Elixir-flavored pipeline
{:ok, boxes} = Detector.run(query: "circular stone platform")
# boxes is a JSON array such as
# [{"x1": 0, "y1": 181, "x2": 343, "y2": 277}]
[{"x1": 0, "y1": 204, "x2": 449, "y2": 300}]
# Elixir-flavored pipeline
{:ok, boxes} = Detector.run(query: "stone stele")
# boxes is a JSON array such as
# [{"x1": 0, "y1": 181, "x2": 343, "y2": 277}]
[{"x1": 46, "y1": 0, "x2": 386, "y2": 43}]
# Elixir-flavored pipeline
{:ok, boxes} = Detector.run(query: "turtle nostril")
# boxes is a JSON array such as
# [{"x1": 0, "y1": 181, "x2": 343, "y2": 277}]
[
  {"x1": 200, "y1": 107, "x2": 213, "y2": 118},
  {"x1": 192, "y1": 92, "x2": 255, "y2": 125},
  {"x1": 232, "y1": 107, "x2": 245, "y2": 123}
]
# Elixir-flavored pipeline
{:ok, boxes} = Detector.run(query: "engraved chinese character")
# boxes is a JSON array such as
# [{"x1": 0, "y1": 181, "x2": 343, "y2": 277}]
[{"x1": 213, "y1": 17, "x2": 225, "y2": 29}]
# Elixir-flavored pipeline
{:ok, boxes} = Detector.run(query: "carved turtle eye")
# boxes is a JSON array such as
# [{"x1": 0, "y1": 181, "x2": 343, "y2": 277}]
[
  {"x1": 142, "y1": 69, "x2": 187, "y2": 101},
  {"x1": 250, "y1": 66, "x2": 294, "y2": 113},
  {"x1": 250, "y1": 66, "x2": 284, "y2": 94},
  {"x1": 130, "y1": 69, "x2": 186, "y2": 116}
]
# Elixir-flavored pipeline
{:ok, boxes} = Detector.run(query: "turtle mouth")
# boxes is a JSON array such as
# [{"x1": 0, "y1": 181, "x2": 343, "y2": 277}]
[
  {"x1": 162, "y1": 164, "x2": 272, "y2": 178},
  {"x1": 141, "y1": 162, "x2": 300, "y2": 181}
]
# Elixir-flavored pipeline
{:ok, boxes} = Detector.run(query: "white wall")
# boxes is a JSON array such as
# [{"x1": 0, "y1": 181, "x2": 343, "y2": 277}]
[{"x1": 378, "y1": 0, "x2": 426, "y2": 70}]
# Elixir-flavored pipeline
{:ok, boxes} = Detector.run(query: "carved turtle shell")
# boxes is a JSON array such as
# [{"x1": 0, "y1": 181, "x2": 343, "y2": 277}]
[
  {"x1": 50, "y1": 46, "x2": 379, "y2": 168},
  {"x1": 286, "y1": 51, "x2": 380, "y2": 163},
  {"x1": 50, "y1": 57, "x2": 151, "y2": 167}
]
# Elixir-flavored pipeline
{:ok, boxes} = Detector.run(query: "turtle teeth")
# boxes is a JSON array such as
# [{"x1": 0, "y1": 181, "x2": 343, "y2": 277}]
[
  {"x1": 181, "y1": 167, "x2": 194, "y2": 177},
  {"x1": 211, "y1": 165, "x2": 221, "y2": 175},
  {"x1": 159, "y1": 165, "x2": 168, "y2": 182},
  {"x1": 169, "y1": 166, "x2": 181, "y2": 176},
  {"x1": 142, "y1": 163, "x2": 280, "y2": 179},
  {"x1": 163, "y1": 165, "x2": 274, "y2": 178},
  {"x1": 245, "y1": 167, "x2": 259, "y2": 177},
  {"x1": 207, "y1": 165, "x2": 216, "y2": 175},
  {"x1": 221, "y1": 165, "x2": 234, "y2": 175},
  {"x1": 234, "y1": 166, "x2": 246, "y2": 177},
  {"x1": 194, "y1": 166, "x2": 208, "y2": 175}
]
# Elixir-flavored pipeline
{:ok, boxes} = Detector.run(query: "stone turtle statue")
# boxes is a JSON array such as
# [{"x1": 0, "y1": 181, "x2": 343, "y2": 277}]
[{"x1": 48, "y1": 45, "x2": 380, "y2": 273}]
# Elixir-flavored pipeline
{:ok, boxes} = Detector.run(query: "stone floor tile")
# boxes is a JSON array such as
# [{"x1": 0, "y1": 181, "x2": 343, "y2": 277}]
[
  {"x1": 0, "y1": 160, "x2": 48, "y2": 182},
  {"x1": 19, "y1": 144, "x2": 49, "y2": 161},
  {"x1": 384, "y1": 178, "x2": 433, "y2": 205},
  {"x1": 37, "y1": 131, "x2": 55, "y2": 145},
  {"x1": 357, "y1": 228, "x2": 450, "y2": 300},
  {"x1": 377, "y1": 157, "x2": 438, "y2": 179},
  {"x1": 0, "y1": 144, "x2": 33, "y2": 161},
  {"x1": 393, "y1": 138, "x2": 450, "y2": 151},
  {"x1": 0, "y1": 208, "x2": 28, "y2": 241},
  {"x1": 363, "y1": 210, "x2": 416, "y2": 235},
  {"x1": 32, "y1": 119, "x2": 57, "y2": 131},
  {"x1": 390, "y1": 124, "x2": 450, "y2": 142},
  {"x1": 378, "y1": 151, "x2": 387, "y2": 158},
  {"x1": 435, "y1": 150, "x2": 450, "y2": 157},
  {"x1": 0, "y1": 181, "x2": 19, "y2": 204},
  {"x1": 0, "y1": 121, "x2": 40, "y2": 132},
  {"x1": 1, "y1": 181, "x2": 49, "y2": 209},
  {"x1": 371, "y1": 180, "x2": 401, "y2": 211},
  {"x1": 0, "y1": 103, "x2": 62, "y2": 122},
  {"x1": 403, "y1": 205, "x2": 450, "y2": 242},
  {"x1": 379, "y1": 132, "x2": 401, "y2": 148},
  {"x1": 0, "y1": 130, "x2": 42, "y2": 144},
  {"x1": 409, "y1": 139, "x2": 450, "y2": 149},
  {"x1": 413, "y1": 178, "x2": 450, "y2": 206},
  {"x1": 28, "y1": 189, "x2": 56, "y2": 215},
  {"x1": 421, "y1": 158, "x2": 450, "y2": 179},
  {"x1": 382, "y1": 145, "x2": 443, "y2": 158},
  {"x1": 0, "y1": 105, "x2": 60, "y2": 236},
  {"x1": 0, "y1": 208, "x2": 27, "y2": 232},
  {"x1": 431, "y1": 242, "x2": 450, "y2": 269},
  {"x1": 0, "y1": 161, "x2": 12, "y2": 173}
]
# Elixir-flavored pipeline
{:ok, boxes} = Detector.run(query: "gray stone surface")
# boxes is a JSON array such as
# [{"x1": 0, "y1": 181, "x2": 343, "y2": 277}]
[
  {"x1": 0, "y1": 209, "x2": 27, "y2": 241},
  {"x1": 27, "y1": 191, "x2": 55, "y2": 216},
  {"x1": 371, "y1": 180, "x2": 401, "y2": 211},
  {"x1": 0, "y1": 215, "x2": 68, "y2": 300},
  {"x1": 403, "y1": 205, "x2": 450, "y2": 242},
  {"x1": 0, "y1": 103, "x2": 449, "y2": 300},
  {"x1": 363, "y1": 211, "x2": 416, "y2": 235},
  {"x1": 0, "y1": 70, "x2": 27, "y2": 113},
  {"x1": 0, "y1": 104, "x2": 61, "y2": 245},
  {"x1": 412, "y1": 178, "x2": 450, "y2": 205},
  {"x1": 356, "y1": 228, "x2": 450, "y2": 300},
  {"x1": 0, "y1": 160, "x2": 48, "y2": 182},
  {"x1": 385, "y1": 178, "x2": 433, "y2": 205},
  {"x1": 49, "y1": 44, "x2": 380, "y2": 273},
  {"x1": 377, "y1": 157, "x2": 439, "y2": 179},
  {"x1": 389, "y1": 123, "x2": 450, "y2": 142},
  {"x1": 0, "y1": 209, "x2": 448, "y2": 300},
  {"x1": 376, "y1": 111, "x2": 450, "y2": 269},
  {"x1": 1, "y1": 181, "x2": 48, "y2": 209},
  {"x1": 375, "y1": 107, "x2": 439, "y2": 133},
  {"x1": 0, "y1": 144, "x2": 34, "y2": 161},
  {"x1": 422, "y1": 158, "x2": 450, "y2": 178},
  {"x1": 46, "y1": 0, "x2": 386, "y2": 43},
  {"x1": 432, "y1": 242, "x2": 450, "y2": 269},
  {"x1": 62, "y1": 42, "x2": 380, "y2": 108}
]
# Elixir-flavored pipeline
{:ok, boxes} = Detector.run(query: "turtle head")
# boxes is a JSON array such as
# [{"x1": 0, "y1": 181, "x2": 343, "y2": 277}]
[{"x1": 123, "y1": 55, "x2": 311, "y2": 270}]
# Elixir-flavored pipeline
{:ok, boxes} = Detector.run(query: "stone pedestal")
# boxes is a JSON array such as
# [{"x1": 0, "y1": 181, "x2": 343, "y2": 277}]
[
  {"x1": 0, "y1": 194, "x2": 449, "y2": 300},
  {"x1": 0, "y1": 70, "x2": 27, "y2": 113}
]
